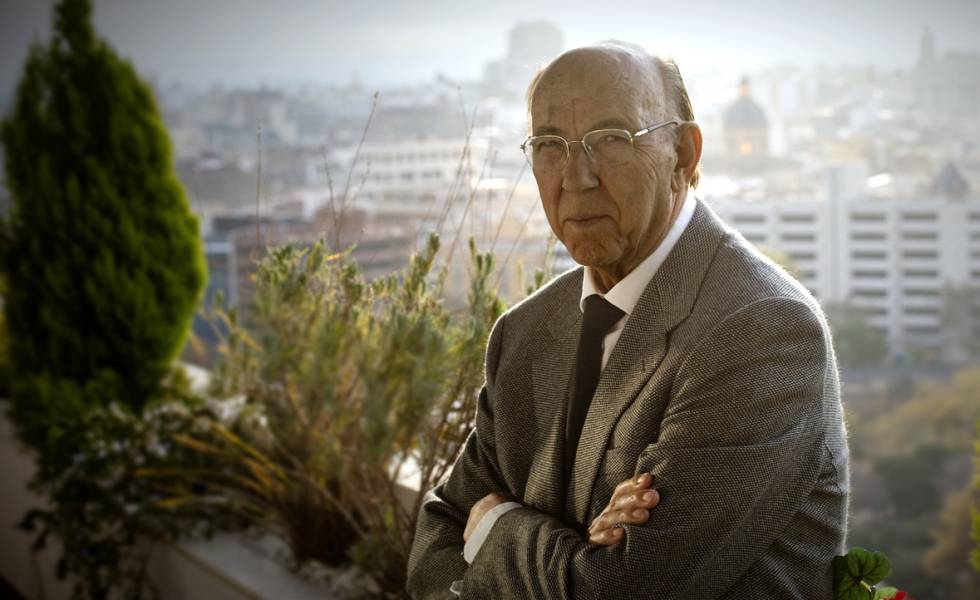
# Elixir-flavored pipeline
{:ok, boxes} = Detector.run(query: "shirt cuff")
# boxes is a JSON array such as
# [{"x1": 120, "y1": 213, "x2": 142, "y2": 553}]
[{"x1": 462, "y1": 501, "x2": 521, "y2": 563}]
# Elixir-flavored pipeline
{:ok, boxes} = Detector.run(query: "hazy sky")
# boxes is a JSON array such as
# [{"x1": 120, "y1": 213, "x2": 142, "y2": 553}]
[{"x1": 2, "y1": 0, "x2": 980, "y2": 98}]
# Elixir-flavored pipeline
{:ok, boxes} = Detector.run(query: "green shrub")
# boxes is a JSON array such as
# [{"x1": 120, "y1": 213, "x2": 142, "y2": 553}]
[
  {"x1": 20, "y1": 374, "x2": 247, "y2": 600},
  {"x1": 0, "y1": 0, "x2": 205, "y2": 473},
  {"x1": 0, "y1": 1, "x2": 208, "y2": 596},
  {"x1": 182, "y1": 233, "x2": 504, "y2": 597}
]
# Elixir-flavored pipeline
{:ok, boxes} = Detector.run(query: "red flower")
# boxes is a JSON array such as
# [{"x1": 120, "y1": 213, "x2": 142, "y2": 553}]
[{"x1": 892, "y1": 591, "x2": 907, "y2": 600}]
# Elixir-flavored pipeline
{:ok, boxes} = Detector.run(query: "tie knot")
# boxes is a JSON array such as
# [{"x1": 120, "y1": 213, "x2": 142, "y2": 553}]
[{"x1": 582, "y1": 295, "x2": 625, "y2": 335}]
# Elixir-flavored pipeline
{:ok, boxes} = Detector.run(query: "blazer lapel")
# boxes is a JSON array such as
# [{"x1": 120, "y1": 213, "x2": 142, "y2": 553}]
[
  {"x1": 523, "y1": 271, "x2": 582, "y2": 517},
  {"x1": 565, "y1": 199, "x2": 729, "y2": 525}
]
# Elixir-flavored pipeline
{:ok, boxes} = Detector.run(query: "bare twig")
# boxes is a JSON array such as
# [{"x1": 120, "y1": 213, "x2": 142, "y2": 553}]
[
  {"x1": 498, "y1": 201, "x2": 538, "y2": 278},
  {"x1": 255, "y1": 124, "x2": 263, "y2": 250},
  {"x1": 440, "y1": 144, "x2": 493, "y2": 290},
  {"x1": 320, "y1": 145, "x2": 338, "y2": 239},
  {"x1": 490, "y1": 161, "x2": 527, "y2": 254},
  {"x1": 336, "y1": 92, "x2": 379, "y2": 249}
]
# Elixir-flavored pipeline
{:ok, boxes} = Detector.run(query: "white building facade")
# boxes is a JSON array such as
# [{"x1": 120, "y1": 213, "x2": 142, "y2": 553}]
[{"x1": 709, "y1": 196, "x2": 980, "y2": 359}]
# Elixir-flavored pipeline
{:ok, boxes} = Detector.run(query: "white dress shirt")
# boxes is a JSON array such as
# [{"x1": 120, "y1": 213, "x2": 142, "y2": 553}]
[{"x1": 459, "y1": 193, "x2": 697, "y2": 570}]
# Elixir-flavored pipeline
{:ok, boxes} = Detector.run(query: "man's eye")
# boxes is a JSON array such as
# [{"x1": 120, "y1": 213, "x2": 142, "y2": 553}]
[{"x1": 538, "y1": 140, "x2": 561, "y2": 148}]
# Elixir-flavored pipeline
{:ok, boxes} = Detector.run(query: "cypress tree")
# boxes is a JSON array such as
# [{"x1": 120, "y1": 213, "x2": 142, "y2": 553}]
[{"x1": 0, "y1": 0, "x2": 206, "y2": 473}]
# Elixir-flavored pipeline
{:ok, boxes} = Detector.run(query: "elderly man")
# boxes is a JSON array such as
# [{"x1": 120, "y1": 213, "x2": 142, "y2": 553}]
[{"x1": 407, "y1": 42, "x2": 848, "y2": 599}]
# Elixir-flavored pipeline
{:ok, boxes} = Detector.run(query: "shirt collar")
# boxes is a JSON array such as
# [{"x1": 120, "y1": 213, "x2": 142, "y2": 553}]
[{"x1": 580, "y1": 193, "x2": 697, "y2": 315}]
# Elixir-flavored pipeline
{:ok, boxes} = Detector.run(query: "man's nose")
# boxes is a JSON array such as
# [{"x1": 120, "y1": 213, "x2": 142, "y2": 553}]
[{"x1": 561, "y1": 142, "x2": 599, "y2": 192}]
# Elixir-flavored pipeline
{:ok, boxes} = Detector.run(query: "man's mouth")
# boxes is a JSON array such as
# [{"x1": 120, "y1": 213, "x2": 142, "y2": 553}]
[{"x1": 565, "y1": 215, "x2": 608, "y2": 227}]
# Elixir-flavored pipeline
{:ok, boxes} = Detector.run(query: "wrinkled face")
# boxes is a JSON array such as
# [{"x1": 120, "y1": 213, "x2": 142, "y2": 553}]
[{"x1": 530, "y1": 49, "x2": 679, "y2": 278}]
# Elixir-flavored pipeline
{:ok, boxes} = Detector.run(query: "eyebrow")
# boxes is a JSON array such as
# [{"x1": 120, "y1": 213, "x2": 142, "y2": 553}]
[{"x1": 532, "y1": 118, "x2": 635, "y2": 137}]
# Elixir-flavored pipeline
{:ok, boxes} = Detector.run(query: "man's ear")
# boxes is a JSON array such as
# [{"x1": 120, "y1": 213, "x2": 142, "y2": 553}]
[{"x1": 671, "y1": 122, "x2": 702, "y2": 191}]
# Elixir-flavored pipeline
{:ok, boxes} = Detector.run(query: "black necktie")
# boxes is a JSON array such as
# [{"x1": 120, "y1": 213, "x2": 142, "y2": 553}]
[{"x1": 565, "y1": 295, "x2": 625, "y2": 481}]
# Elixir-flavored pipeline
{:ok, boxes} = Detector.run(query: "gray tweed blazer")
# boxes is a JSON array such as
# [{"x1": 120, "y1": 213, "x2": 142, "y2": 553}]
[{"x1": 407, "y1": 199, "x2": 849, "y2": 599}]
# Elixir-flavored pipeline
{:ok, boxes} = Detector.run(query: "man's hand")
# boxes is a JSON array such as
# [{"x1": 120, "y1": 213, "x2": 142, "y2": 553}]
[
  {"x1": 587, "y1": 472, "x2": 660, "y2": 545},
  {"x1": 464, "y1": 492, "x2": 513, "y2": 542}
]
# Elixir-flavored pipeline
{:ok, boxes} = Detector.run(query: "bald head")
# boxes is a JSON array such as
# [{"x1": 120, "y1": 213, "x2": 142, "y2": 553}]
[
  {"x1": 526, "y1": 42, "x2": 699, "y2": 188},
  {"x1": 530, "y1": 44, "x2": 666, "y2": 124}
]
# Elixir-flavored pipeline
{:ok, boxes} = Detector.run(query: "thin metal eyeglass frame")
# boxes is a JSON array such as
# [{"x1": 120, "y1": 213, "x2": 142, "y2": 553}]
[{"x1": 520, "y1": 118, "x2": 683, "y2": 169}]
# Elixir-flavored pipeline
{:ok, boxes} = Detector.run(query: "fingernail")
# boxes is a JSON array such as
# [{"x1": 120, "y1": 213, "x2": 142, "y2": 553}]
[
  {"x1": 632, "y1": 509, "x2": 645, "y2": 518},
  {"x1": 634, "y1": 474, "x2": 646, "y2": 485},
  {"x1": 643, "y1": 491, "x2": 657, "y2": 502}
]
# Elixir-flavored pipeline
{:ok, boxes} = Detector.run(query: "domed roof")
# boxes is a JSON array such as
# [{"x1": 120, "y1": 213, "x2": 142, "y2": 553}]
[
  {"x1": 723, "y1": 77, "x2": 768, "y2": 129},
  {"x1": 931, "y1": 161, "x2": 969, "y2": 198}
]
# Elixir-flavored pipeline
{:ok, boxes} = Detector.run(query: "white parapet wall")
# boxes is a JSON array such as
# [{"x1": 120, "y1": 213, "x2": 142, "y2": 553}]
[
  {"x1": 0, "y1": 362, "x2": 426, "y2": 599},
  {"x1": 0, "y1": 411, "x2": 336, "y2": 600}
]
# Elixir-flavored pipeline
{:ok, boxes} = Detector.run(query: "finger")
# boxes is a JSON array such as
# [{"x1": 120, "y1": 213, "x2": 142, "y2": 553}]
[
  {"x1": 589, "y1": 526, "x2": 624, "y2": 546},
  {"x1": 591, "y1": 489, "x2": 659, "y2": 534},
  {"x1": 616, "y1": 488, "x2": 660, "y2": 510},
  {"x1": 640, "y1": 488, "x2": 660, "y2": 507},
  {"x1": 612, "y1": 472, "x2": 652, "y2": 499},
  {"x1": 611, "y1": 487, "x2": 660, "y2": 515},
  {"x1": 592, "y1": 507, "x2": 649, "y2": 536}
]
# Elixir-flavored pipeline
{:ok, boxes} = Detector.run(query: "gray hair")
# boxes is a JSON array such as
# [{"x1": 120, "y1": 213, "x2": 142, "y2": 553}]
[{"x1": 525, "y1": 41, "x2": 700, "y2": 189}]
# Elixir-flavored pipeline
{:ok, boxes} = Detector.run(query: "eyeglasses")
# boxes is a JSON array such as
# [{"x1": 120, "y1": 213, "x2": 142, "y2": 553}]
[{"x1": 520, "y1": 119, "x2": 682, "y2": 170}]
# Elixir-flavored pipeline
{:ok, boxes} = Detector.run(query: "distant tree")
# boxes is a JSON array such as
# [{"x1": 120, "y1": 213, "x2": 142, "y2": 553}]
[
  {"x1": 922, "y1": 460, "x2": 980, "y2": 600},
  {"x1": 867, "y1": 367, "x2": 980, "y2": 457},
  {"x1": 0, "y1": 0, "x2": 205, "y2": 474},
  {"x1": 825, "y1": 300, "x2": 889, "y2": 372},
  {"x1": 973, "y1": 420, "x2": 980, "y2": 573},
  {"x1": 873, "y1": 444, "x2": 951, "y2": 520},
  {"x1": 941, "y1": 284, "x2": 980, "y2": 362}
]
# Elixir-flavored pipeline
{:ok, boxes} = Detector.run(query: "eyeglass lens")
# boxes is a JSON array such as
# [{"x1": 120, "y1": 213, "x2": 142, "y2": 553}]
[{"x1": 524, "y1": 130, "x2": 633, "y2": 169}]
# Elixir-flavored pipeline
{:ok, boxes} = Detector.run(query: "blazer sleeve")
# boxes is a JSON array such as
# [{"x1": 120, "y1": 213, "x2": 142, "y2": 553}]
[
  {"x1": 459, "y1": 297, "x2": 833, "y2": 599},
  {"x1": 406, "y1": 313, "x2": 511, "y2": 599}
]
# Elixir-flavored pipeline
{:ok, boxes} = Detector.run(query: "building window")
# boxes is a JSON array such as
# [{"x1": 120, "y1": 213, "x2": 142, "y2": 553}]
[
  {"x1": 903, "y1": 287, "x2": 939, "y2": 297},
  {"x1": 782, "y1": 232, "x2": 816, "y2": 242},
  {"x1": 744, "y1": 233, "x2": 766, "y2": 243},
  {"x1": 853, "y1": 288, "x2": 888, "y2": 298},
  {"x1": 901, "y1": 212, "x2": 937, "y2": 222},
  {"x1": 902, "y1": 269, "x2": 938, "y2": 278},
  {"x1": 852, "y1": 270, "x2": 888, "y2": 279},
  {"x1": 852, "y1": 212, "x2": 886, "y2": 222},
  {"x1": 905, "y1": 326, "x2": 939, "y2": 336},
  {"x1": 789, "y1": 251, "x2": 816, "y2": 261},
  {"x1": 733, "y1": 214, "x2": 766, "y2": 225},
  {"x1": 901, "y1": 231, "x2": 938, "y2": 241},
  {"x1": 851, "y1": 231, "x2": 887, "y2": 241},
  {"x1": 903, "y1": 306, "x2": 939, "y2": 316},
  {"x1": 970, "y1": 231, "x2": 980, "y2": 241},
  {"x1": 902, "y1": 250, "x2": 938, "y2": 260},
  {"x1": 852, "y1": 250, "x2": 888, "y2": 260},
  {"x1": 780, "y1": 214, "x2": 815, "y2": 224}
]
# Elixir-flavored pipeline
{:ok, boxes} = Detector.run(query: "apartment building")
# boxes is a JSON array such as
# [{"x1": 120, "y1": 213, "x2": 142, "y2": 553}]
[{"x1": 709, "y1": 196, "x2": 980, "y2": 359}]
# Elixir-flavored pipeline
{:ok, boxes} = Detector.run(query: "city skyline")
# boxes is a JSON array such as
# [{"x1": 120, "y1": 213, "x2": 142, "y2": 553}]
[{"x1": 3, "y1": 0, "x2": 980, "y2": 104}]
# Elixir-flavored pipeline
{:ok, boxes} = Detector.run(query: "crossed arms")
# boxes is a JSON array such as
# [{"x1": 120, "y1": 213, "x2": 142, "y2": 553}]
[{"x1": 406, "y1": 297, "x2": 831, "y2": 599}]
